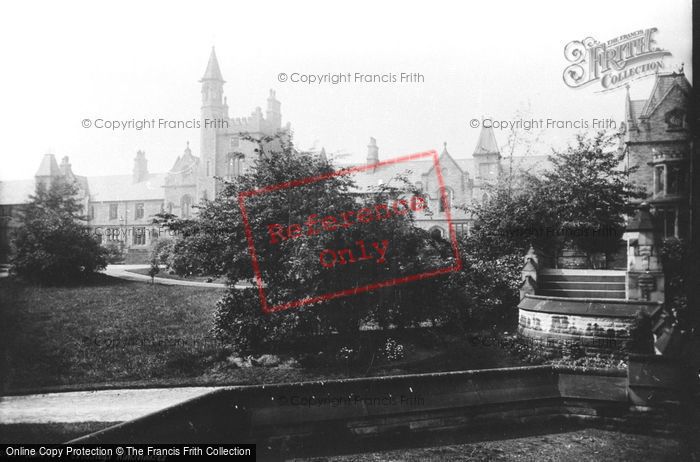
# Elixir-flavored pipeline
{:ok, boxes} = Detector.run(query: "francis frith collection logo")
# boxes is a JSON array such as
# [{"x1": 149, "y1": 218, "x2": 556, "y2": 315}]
[{"x1": 563, "y1": 27, "x2": 672, "y2": 92}]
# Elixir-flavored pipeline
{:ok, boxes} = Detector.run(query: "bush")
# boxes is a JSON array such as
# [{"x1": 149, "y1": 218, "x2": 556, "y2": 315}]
[
  {"x1": 626, "y1": 311, "x2": 654, "y2": 354},
  {"x1": 211, "y1": 288, "x2": 316, "y2": 355},
  {"x1": 11, "y1": 179, "x2": 107, "y2": 284},
  {"x1": 104, "y1": 241, "x2": 125, "y2": 264},
  {"x1": 382, "y1": 338, "x2": 405, "y2": 361},
  {"x1": 150, "y1": 236, "x2": 175, "y2": 267},
  {"x1": 660, "y1": 237, "x2": 689, "y2": 327}
]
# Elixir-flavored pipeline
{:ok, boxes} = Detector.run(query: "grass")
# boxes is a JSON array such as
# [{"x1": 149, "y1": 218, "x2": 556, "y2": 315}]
[
  {"x1": 0, "y1": 275, "x2": 229, "y2": 392},
  {"x1": 0, "y1": 275, "x2": 528, "y2": 394}
]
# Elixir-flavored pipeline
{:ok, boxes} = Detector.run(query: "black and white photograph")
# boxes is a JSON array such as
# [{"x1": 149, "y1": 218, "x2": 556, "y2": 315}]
[{"x1": 0, "y1": 0, "x2": 698, "y2": 460}]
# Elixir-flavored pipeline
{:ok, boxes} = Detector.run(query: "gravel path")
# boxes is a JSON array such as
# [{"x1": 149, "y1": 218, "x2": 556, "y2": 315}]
[
  {"x1": 103, "y1": 264, "x2": 229, "y2": 288},
  {"x1": 0, "y1": 387, "x2": 221, "y2": 424}
]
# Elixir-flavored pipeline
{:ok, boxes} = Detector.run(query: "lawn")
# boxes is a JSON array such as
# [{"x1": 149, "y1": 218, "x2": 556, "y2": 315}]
[
  {"x1": 0, "y1": 275, "x2": 528, "y2": 393},
  {"x1": 0, "y1": 275, "x2": 228, "y2": 392}
]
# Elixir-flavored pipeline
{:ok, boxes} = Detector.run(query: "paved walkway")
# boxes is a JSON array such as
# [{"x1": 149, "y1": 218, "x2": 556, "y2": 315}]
[
  {"x1": 0, "y1": 387, "x2": 222, "y2": 424},
  {"x1": 103, "y1": 264, "x2": 230, "y2": 288}
]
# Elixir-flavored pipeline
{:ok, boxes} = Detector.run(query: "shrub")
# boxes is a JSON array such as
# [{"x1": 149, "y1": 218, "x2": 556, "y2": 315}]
[
  {"x1": 104, "y1": 241, "x2": 125, "y2": 264},
  {"x1": 626, "y1": 311, "x2": 655, "y2": 354},
  {"x1": 382, "y1": 338, "x2": 405, "y2": 361},
  {"x1": 150, "y1": 236, "x2": 175, "y2": 267},
  {"x1": 11, "y1": 179, "x2": 107, "y2": 284}
]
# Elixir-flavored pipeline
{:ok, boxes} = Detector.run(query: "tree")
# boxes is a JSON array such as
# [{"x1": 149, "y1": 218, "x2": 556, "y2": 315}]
[
  {"x1": 455, "y1": 130, "x2": 646, "y2": 328},
  {"x1": 540, "y1": 131, "x2": 646, "y2": 265},
  {"x1": 166, "y1": 133, "x2": 458, "y2": 355},
  {"x1": 11, "y1": 179, "x2": 107, "y2": 284},
  {"x1": 148, "y1": 254, "x2": 160, "y2": 284}
]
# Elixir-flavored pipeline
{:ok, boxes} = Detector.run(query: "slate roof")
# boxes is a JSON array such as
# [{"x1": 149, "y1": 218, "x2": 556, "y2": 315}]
[
  {"x1": 88, "y1": 173, "x2": 167, "y2": 202},
  {"x1": 35, "y1": 154, "x2": 61, "y2": 177},
  {"x1": 473, "y1": 126, "x2": 500, "y2": 155},
  {"x1": 627, "y1": 72, "x2": 692, "y2": 124},
  {"x1": 342, "y1": 154, "x2": 550, "y2": 193}
]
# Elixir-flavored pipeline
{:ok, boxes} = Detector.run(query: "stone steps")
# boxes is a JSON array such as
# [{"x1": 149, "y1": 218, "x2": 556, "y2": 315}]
[
  {"x1": 538, "y1": 289, "x2": 627, "y2": 299},
  {"x1": 538, "y1": 271, "x2": 626, "y2": 300},
  {"x1": 539, "y1": 282, "x2": 626, "y2": 291}
]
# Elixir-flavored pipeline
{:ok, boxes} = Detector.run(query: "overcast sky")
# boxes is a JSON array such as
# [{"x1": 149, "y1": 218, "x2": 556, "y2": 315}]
[{"x1": 0, "y1": 0, "x2": 692, "y2": 180}]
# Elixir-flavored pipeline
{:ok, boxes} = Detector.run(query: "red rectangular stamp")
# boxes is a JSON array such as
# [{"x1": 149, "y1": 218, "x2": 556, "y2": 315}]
[{"x1": 238, "y1": 149, "x2": 462, "y2": 313}]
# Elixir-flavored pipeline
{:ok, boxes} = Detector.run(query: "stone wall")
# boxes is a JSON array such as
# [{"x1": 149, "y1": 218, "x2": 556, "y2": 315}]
[
  {"x1": 517, "y1": 294, "x2": 663, "y2": 352},
  {"x1": 70, "y1": 365, "x2": 686, "y2": 459}
]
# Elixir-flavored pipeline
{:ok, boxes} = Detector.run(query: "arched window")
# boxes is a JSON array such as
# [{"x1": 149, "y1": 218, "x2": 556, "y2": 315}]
[
  {"x1": 482, "y1": 193, "x2": 489, "y2": 204},
  {"x1": 439, "y1": 187, "x2": 453, "y2": 213},
  {"x1": 227, "y1": 154, "x2": 235, "y2": 177},
  {"x1": 167, "y1": 202, "x2": 173, "y2": 214},
  {"x1": 180, "y1": 195, "x2": 192, "y2": 218}
]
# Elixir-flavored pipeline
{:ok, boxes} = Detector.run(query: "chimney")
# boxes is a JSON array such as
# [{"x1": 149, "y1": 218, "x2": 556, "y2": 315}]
[
  {"x1": 133, "y1": 150, "x2": 149, "y2": 183},
  {"x1": 266, "y1": 89, "x2": 282, "y2": 129},
  {"x1": 59, "y1": 156, "x2": 75, "y2": 179},
  {"x1": 367, "y1": 137, "x2": 379, "y2": 165}
]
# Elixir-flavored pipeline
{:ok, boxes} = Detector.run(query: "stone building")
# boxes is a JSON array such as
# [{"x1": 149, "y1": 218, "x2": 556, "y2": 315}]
[
  {"x1": 0, "y1": 48, "x2": 288, "y2": 262},
  {"x1": 516, "y1": 70, "x2": 696, "y2": 355},
  {"x1": 350, "y1": 131, "x2": 547, "y2": 238},
  {"x1": 18, "y1": 52, "x2": 693, "y2": 263},
  {"x1": 623, "y1": 70, "x2": 694, "y2": 239}
]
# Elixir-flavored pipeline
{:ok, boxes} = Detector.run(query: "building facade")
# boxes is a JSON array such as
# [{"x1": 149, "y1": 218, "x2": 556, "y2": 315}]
[
  {"x1": 1, "y1": 53, "x2": 690, "y2": 263},
  {"x1": 623, "y1": 70, "x2": 694, "y2": 240}
]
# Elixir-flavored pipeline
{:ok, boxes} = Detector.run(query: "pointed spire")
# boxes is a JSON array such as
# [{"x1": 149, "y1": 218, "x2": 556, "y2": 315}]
[
  {"x1": 35, "y1": 153, "x2": 61, "y2": 177},
  {"x1": 473, "y1": 125, "x2": 499, "y2": 155},
  {"x1": 319, "y1": 147, "x2": 327, "y2": 162},
  {"x1": 201, "y1": 47, "x2": 224, "y2": 82},
  {"x1": 625, "y1": 84, "x2": 636, "y2": 126}
]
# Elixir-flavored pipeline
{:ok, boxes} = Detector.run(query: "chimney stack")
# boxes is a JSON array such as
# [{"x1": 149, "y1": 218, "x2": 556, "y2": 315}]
[
  {"x1": 133, "y1": 150, "x2": 149, "y2": 183},
  {"x1": 367, "y1": 137, "x2": 379, "y2": 165}
]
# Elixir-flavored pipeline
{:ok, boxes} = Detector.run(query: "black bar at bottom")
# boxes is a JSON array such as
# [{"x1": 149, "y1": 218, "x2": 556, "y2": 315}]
[{"x1": 1, "y1": 444, "x2": 256, "y2": 460}]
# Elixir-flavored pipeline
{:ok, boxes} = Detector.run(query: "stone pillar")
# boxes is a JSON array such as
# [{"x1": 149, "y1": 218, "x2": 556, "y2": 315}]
[
  {"x1": 519, "y1": 245, "x2": 540, "y2": 300},
  {"x1": 624, "y1": 204, "x2": 665, "y2": 302}
]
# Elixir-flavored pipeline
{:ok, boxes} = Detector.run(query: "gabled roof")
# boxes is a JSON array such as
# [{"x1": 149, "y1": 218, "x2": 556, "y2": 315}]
[
  {"x1": 343, "y1": 154, "x2": 550, "y2": 194},
  {"x1": 168, "y1": 142, "x2": 199, "y2": 175},
  {"x1": 201, "y1": 47, "x2": 224, "y2": 82},
  {"x1": 639, "y1": 72, "x2": 691, "y2": 119},
  {"x1": 88, "y1": 173, "x2": 166, "y2": 202}
]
